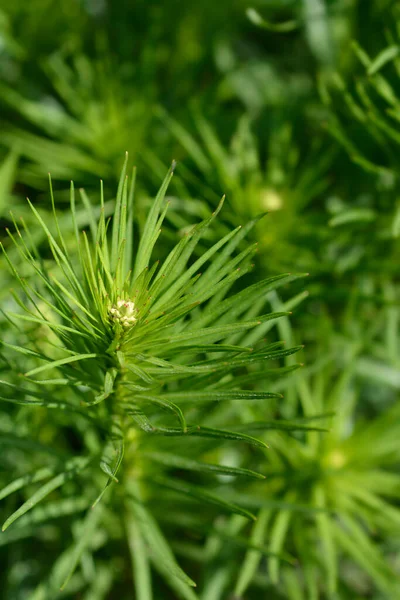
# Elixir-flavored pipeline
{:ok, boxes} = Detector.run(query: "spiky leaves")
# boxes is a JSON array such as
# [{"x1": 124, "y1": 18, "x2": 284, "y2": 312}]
[{"x1": 0, "y1": 158, "x2": 304, "y2": 595}]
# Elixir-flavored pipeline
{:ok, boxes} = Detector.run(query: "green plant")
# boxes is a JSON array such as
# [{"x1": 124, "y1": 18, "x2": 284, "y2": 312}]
[
  {"x1": 319, "y1": 36, "x2": 400, "y2": 275},
  {"x1": 1, "y1": 3, "x2": 400, "y2": 597},
  {"x1": 156, "y1": 108, "x2": 333, "y2": 275},
  {"x1": 241, "y1": 365, "x2": 400, "y2": 599},
  {"x1": 0, "y1": 157, "x2": 308, "y2": 598},
  {"x1": 191, "y1": 302, "x2": 400, "y2": 599},
  {"x1": 0, "y1": 49, "x2": 152, "y2": 190}
]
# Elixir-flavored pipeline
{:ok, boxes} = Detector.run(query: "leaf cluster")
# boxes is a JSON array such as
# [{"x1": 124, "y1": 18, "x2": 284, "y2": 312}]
[{"x1": 0, "y1": 159, "x2": 307, "y2": 597}]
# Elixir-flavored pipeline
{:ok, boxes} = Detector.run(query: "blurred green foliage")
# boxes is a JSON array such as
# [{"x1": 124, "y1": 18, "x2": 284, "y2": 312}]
[{"x1": 1, "y1": 0, "x2": 400, "y2": 598}]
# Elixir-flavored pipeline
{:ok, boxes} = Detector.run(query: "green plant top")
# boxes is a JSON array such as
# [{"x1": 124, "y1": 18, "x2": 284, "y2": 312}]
[{"x1": 0, "y1": 155, "x2": 305, "y2": 597}]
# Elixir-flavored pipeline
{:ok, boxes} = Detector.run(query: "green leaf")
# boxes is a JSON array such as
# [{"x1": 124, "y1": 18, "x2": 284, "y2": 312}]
[
  {"x1": 141, "y1": 314, "x2": 289, "y2": 352},
  {"x1": 368, "y1": 45, "x2": 399, "y2": 75},
  {"x1": 328, "y1": 208, "x2": 376, "y2": 227},
  {"x1": 150, "y1": 213, "x2": 236, "y2": 313},
  {"x1": 246, "y1": 8, "x2": 298, "y2": 32},
  {"x1": 152, "y1": 424, "x2": 268, "y2": 449},
  {"x1": 94, "y1": 418, "x2": 124, "y2": 507},
  {"x1": 60, "y1": 504, "x2": 104, "y2": 590},
  {"x1": 197, "y1": 273, "x2": 303, "y2": 328},
  {"x1": 2, "y1": 457, "x2": 91, "y2": 531},
  {"x1": 0, "y1": 466, "x2": 57, "y2": 502},
  {"x1": 0, "y1": 150, "x2": 18, "y2": 217},
  {"x1": 144, "y1": 390, "x2": 283, "y2": 404},
  {"x1": 133, "y1": 162, "x2": 175, "y2": 280},
  {"x1": 126, "y1": 512, "x2": 153, "y2": 600},
  {"x1": 127, "y1": 492, "x2": 197, "y2": 589},
  {"x1": 152, "y1": 476, "x2": 257, "y2": 521},
  {"x1": 144, "y1": 451, "x2": 265, "y2": 479},
  {"x1": 24, "y1": 353, "x2": 98, "y2": 377},
  {"x1": 313, "y1": 485, "x2": 337, "y2": 594},
  {"x1": 92, "y1": 367, "x2": 118, "y2": 405},
  {"x1": 26, "y1": 197, "x2": 85, "y2": 299},
  {"x1": 236, "y1": 419, "x2": 330, "y2": 433},
  {"x1": 135, "y1": 394, "x2": 187, "y2": 432},
  {"x1": 111, "y1": 152, "x2": 128, "y2": 273},
  {"x1": 10, "y1": 497, "x2": 89, "y2": 530},
  {"x1": 6, "y1": 312, "x2": 92, "y2": 340},
  {"x1": 392, "y1": 203, "x2": 400, "y2": 238},
  {"x1": 234, "y1": 508, "x2": 271, "y2": 596},
  {"x1": 268, "y1": 498, "x2": 294, "y2": 584}
]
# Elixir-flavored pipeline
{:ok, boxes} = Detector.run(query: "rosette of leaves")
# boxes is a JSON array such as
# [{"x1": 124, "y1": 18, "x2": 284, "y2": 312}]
[
  {"x1": 153, "y1": 107, "x2": 333, "y2": 276},
  {"x1": 0, "y1": 156, "x2": 306, "y2": 599},
  {"x1": 194, "y1": 335, "x2": 400, "y2": 599},
  {"x1": 0, "y1": 49, "x2": 152, "y2": 190}
]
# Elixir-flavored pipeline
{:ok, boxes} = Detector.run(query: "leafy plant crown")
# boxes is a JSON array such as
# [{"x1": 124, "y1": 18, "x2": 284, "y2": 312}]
[{"x1": 0, "y1": 155, "x2": 304, "y2": 595}]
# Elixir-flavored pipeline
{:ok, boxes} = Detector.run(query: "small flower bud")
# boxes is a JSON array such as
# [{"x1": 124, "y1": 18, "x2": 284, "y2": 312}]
[{"x1": 109, "y1": 299, "x2": 138, "y2": 328}]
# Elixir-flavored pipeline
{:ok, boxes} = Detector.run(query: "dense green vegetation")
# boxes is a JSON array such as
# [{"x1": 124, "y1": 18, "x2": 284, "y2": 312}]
[{"x1": 0, "y1": 1, "x2": 399, "y2": 598}]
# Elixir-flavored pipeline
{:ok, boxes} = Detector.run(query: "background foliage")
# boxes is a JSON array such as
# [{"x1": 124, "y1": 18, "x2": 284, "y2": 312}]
[{"x1": 0, "y1": 0, "x2": 400, "y2": 598}]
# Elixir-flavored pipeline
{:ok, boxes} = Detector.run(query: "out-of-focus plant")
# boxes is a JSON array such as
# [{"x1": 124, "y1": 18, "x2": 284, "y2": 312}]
[
  {"x1": 156, "y1": 107, "x2": 334, "y2": 275},
  {"x1": 320, "y1": 34, "x2": 400, "y2": 275},
  {"x1": 190, "y1": 299, "x2": 400, "y2": 599},
  {"x1": 0, "y1": 150, "x2": 18, "y2": 220},
  {"x1": 0, "y1": 49, "x2": 153, "y2": 190},
  {"x1": 0, "y1": 0, "x2": 360, "y2": 194}
]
